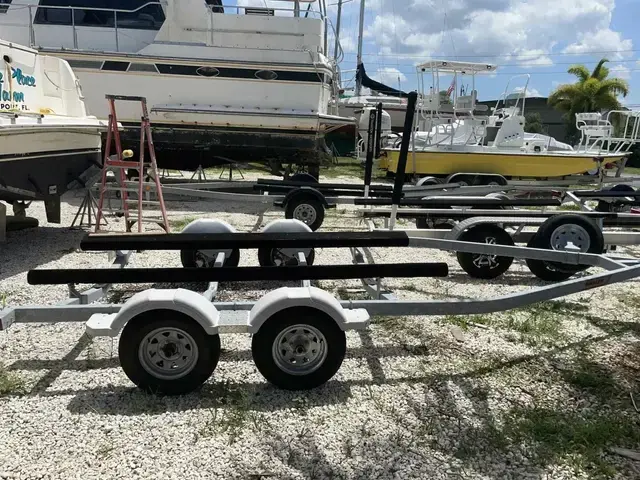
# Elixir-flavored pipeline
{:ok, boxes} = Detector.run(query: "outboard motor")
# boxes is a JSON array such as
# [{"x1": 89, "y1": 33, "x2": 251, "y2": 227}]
[{"x1": 357, "y1": 106, "x2": 392, "y2": 161}]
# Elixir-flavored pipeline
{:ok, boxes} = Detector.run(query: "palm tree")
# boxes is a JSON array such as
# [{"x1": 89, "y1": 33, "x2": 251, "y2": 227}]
[{"x1": 548, "y1": 59, "x2": 629, "y2": 140}]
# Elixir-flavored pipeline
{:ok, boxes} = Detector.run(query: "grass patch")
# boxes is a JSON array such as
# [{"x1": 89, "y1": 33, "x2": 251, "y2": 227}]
[
  {"x1": 323, "y1": 157, "x2": 364, "y2": 179},
  {"x1": 617, "y1": 292, "x2": 640, "y2": 310},
  {"x1": 623, "y1": 167, "x2": 640, "y2": 175},
  {"x1": 561, "y1": 203, "x2": 583, "y2": 211},
  {"x1": 170, "y1": 216, "x2": 199, "y2": 232},
  {"x1": 441, "y1": 314, "x2": 491, "y2": 331},
  {"x1": 560, "y1": 360, "x2": 619, "y2": 398},
  {"x1": 198, "y1": 382, "x2": 266, "y2": 444},
  {"x1": 322, "y1": 157, "x2": 389, "y2": 180},
  {"x1": 0, "y1": 362, "x2": 25, "y2": 395},
  {"x1": 504, "y1": 407, "x2": 640, "y2": 477}
]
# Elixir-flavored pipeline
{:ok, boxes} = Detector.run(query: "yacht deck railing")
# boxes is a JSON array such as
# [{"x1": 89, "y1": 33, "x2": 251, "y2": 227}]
[{"x1": 8, "y1": 1, "x2": 329, "y2": 53}]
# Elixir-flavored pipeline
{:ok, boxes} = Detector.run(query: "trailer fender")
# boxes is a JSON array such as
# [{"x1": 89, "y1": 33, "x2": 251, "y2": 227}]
[
  {"x1": 180, "y1": 218, "x2": 238, "y2": 262},
  {"x1": 261, "y1": 219, "x2": 313, "y2": 258},
  {"x1": 248, "y1": 286, "x2": 369, "y2": 334},
  {"x1": 100, "y1": 288, "x2": 220, "y2": 337},
  {"x1": 278, "y1": 187, "x2": 330, "y2": 209}
]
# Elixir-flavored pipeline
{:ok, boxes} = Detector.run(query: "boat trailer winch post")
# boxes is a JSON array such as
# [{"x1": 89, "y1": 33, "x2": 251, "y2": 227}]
[{"x1": 390, "y1": 91, "x2": 418, "y2": 230}]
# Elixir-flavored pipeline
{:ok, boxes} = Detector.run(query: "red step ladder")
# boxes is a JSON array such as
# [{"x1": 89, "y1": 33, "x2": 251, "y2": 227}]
[{"x1": 95, "y1": 95, "x2": 170, "y2": 233}]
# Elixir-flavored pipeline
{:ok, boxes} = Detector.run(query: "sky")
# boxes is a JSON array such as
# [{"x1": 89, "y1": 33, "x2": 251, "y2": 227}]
[{"x1": 236, "y1": 0, "x2": 640, "y2": 106}]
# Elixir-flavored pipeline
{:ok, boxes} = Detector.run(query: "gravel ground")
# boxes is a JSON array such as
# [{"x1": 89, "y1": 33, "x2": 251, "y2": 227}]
[{"x1": 1, "y1": 172, "x2": 640, "y2": 480}]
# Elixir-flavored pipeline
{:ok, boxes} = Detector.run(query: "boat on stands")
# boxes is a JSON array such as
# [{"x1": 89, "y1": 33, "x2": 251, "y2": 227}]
[
  {"x1": 380, "y1": 61, "x2": 639, "y2": 182},
  {"x1": 0, "y1": 39, "x2": 105, "y2": 223},
  {"x1": 0, "y1": 0, "x2": 354, "y2": 176}
]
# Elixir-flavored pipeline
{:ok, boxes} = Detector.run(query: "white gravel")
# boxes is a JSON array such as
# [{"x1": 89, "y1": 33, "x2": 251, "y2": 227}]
[{"x1": 1, "y1": 172, "x2": 640, "y2": 480}]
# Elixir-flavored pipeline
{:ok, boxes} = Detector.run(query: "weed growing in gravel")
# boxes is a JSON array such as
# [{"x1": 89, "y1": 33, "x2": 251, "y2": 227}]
[
  {"x1": 617, "y1": 292, "x2": 640, "y2": 310},
  {"x1": 198, "y1": 382, "x2": 266, "y2": 444},
  {"x1": 95, "y1": 442, "x2": 116, "y2": 460},
  {"x1": 170, "y1": 216, "x2": 199, "y2": 231},
  {"x1": 441, "y1": 314, "x2": 491, "y2": 331},
  {"x1": 495, "y1": 300, "x2": 586, "y2": 346},
  {"x1": 504, "y1": 407, "x2": 640, "y2": 477},
  {"x1": 0, "y1": 362, "x2": 25, "y2": 395}
]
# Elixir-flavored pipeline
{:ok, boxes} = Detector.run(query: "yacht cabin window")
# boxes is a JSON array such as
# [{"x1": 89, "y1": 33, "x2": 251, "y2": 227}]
[
  {"x1": 205, "y1": 0, "x2": 223, "y2": 14},
  {"x1": 35, "y1": 0, "x2": 165, "y2": 30},
  {"x1": 0, "y1": 0, "x2": 12, "y2": 14}
]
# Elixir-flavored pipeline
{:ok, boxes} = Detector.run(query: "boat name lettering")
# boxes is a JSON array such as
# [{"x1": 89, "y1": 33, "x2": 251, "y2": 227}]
[
  {"x1": 0, "y1": 90, "x2": 25, "y2": 103},
  {"x1": 10, "y1": 68, "x2": 36, "y2": 87}
]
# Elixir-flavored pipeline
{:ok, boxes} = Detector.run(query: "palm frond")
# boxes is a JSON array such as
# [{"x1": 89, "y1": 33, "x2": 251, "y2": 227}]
[
  {"x1": 596, "y1": 78, "x2": 630, "y2": 98},
  {"x1": 591, "y1": 58, "x2": 610, "y2": 81},
  {"x1": 567, "y1": 65, "x2": 590, "y2": 83}
]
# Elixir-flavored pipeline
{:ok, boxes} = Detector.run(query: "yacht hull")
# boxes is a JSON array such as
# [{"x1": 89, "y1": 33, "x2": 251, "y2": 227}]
[
  {"x1": 381, "y1": 149, "x2": 624, "y2": 178},
  {"x1": 116, "y1": 121, "x2": 330, "y2": 171}
]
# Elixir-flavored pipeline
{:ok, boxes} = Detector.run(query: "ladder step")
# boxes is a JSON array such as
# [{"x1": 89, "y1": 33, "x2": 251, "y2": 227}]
[
  {"x1": 105, "y1": 161, "x2": 144, "y2": 169},
  {"x1": 124, "y1": 200, "x2": 162, "y2": 205}
]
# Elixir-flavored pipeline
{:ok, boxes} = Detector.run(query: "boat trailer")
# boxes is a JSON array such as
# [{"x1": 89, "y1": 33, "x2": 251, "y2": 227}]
[{"x1": 3, "y1": 220, "x2": 640, "y2": 396}]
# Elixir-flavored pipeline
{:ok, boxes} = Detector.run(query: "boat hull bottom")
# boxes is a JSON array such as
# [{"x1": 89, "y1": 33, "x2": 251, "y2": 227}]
[
  {"x1": 116, "y1": 124, "x2": 333, "y2": 172},
  {"x1": 0, "y1": 149, "x2": 102, "y2": 222},
  {"x1": 381, "y1": 150, "x2": 613, "y2": 178}
]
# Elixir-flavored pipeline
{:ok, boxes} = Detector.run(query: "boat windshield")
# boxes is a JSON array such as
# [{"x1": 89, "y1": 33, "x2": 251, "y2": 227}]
[{"x1": 34, "y1": 0, "x2": 165, "y2": 30}]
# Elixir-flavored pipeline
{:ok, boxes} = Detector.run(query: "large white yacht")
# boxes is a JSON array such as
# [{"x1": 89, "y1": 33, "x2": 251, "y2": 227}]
[
  {"x1": 0, "y1": 39, "x2": 105, "y2": 223},
  {"x1": 0, "y1": 0, "x2": 353, "y2": 175}
]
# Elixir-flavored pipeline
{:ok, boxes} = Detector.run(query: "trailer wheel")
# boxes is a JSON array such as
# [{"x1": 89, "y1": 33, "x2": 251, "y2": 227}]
[
  {"x1": 526, "y1": 214, "x2": 604, "y2": 281},
  {"x1": 251, "y1": 307, "x2": 346, "y2": 390},
  {"x1": 525, "y1": 236, "x2": 574, "y2": 282},
  {"x1": 456, "y1": 225, "x2": 514, "y2": 279},
  {"x1": 258, "y1": 247, "x2": 315, "y2": 267},
  {"x1": 416, "y1": 176, "x2": 440, "y2": 186},
  {"x1": 596, "y1": 184, "x2": 635, "y2": 212},
  {"x1": 180, "y1": 248, "x2": 240, "y2": 268},
  {"x1": 290, "y1": 173, "x2": 319, "y2": 184},
  {"x1": 119, "y1": 311, "x2": 221, "y2": 395},
  {"x1": 285, "y1": 196, "x2": 325, "y2": 231}
]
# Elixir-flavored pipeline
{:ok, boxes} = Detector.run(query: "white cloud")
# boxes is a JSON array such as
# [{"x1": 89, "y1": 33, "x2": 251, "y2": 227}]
[
  {"x1": 610, "y1": 64, "x2": 631, "y2": 80},
  {"x1": 514, "y1": 86, "x2": 543, "y2": 98},
  {"x1": 564, "y1": 28, "x2": 633, "y2": 59},
  {"x1": 356, "y1": 0, "x2": 631, "y2": 73},
  {"x1": 372, "y1": 67, "x2": 407, "y2": 86}
]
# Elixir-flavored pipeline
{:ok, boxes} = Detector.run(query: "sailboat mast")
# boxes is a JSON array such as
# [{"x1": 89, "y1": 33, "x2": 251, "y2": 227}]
[
  {"x1": 355, "y1": 0, "x2": 366, "y2": 96},
  {"x1": 333, "y1": 0, "x2": 343, "y2": 61}
]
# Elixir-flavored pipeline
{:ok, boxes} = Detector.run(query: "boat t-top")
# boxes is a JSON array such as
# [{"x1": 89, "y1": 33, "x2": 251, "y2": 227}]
[{"x1": 380, "y1": 59, "x2": 640, "y2": 182}]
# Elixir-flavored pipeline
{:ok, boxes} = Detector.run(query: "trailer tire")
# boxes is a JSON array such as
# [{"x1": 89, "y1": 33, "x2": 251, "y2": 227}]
[
  {"x1": 119, "y1": 311, "x2": 221, "y2": 395},
  {"x1": 258, "y1": 247, "x2": 316, "y2": 267},
  {"x1": 525, "y1": 236, "x2": 574, "y2": 282},
  {"x1": 251, "y1": 307, "x2": 346, "y2": 390},
  {"x1": 525, "y1": 214, "x2": 603, "y2": 281},
  {"x1": 290, "y1": 173, "x2": 319, "y2": 184},
  {"x1": 285, "y1": 195, "x2": 325, "y2": 231},
  {"x1": 416, "y1": 217, "x2": 454, "y2": 229},
  {"x1": 456, "y1": 225, "x2": 514, "y2": 279},
  {"x1": 596, "y1": 184, "x2": 635, "y2": 212},
  {"x1": 416, "y1": 176, "x2": 440, "y2": 186},
  {"x1": 180, "y1": 248, "x2": 240, "y2": 268}
]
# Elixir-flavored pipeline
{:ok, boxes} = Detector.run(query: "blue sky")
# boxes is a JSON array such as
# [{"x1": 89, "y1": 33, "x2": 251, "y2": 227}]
[{"x1": 240, "y1": 0, "x2": 640, "y2": 105}]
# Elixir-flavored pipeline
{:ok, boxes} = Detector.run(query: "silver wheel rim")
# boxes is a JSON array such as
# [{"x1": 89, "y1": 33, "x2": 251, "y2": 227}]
[
  {"x1": 293, "y1": 204, "x2": 317, "y2": 225},
  {"x1": 272, "y1": 324, "x2": 328, "y2": 376},
  {"x1": 550, "y1": 224, "x2": 591, "y2": 252},
  {"x1": 139, "y1": 327, "x2": 199, "y2": 380},
  {"x1": 472, "y1": 236, "x2": 500, "y2": 269}
]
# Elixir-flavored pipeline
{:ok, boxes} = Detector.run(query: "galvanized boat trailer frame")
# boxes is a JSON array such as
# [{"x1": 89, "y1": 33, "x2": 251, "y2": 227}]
[{"x1": 3, "y1": 223, "x2": 640, "y2": 396}]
